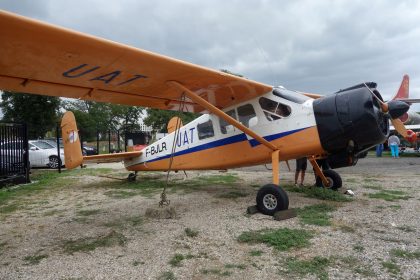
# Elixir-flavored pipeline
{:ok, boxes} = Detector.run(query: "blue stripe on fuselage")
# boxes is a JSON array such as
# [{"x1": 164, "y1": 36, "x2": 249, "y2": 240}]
[{"x1": 141, "y1": 127, "x2": 309, "y2": 164}]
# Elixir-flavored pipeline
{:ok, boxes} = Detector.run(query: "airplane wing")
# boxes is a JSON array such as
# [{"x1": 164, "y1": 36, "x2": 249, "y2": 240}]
[
  {"x1": 83, "y1": 151, "x2": 142, "y2": 164},
  {"x1": 0, "y1": 10, "x2": 273, "y2": 113}
]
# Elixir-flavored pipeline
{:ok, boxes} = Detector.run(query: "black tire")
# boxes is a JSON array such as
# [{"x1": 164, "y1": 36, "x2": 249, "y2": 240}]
[
  {"x1": 48, "y1": 156, "x2": 60, "y2": 169},
  {"x1": 256, "y1": 184, "x2": 289, "y2": 216},
  {"x1": 315, "y1": 169, "x2": 342, "y2": 190},
  {"x1": 128, "y1": 173, "x2": 137, "y2": 182}
]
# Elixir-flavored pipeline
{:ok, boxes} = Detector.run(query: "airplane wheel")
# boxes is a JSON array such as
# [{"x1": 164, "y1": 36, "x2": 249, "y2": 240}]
[
  {"x1": 128, "y1": 173, "x2": 137, "y2": 182},
  {"x1": 256, "y1": 184, "x2": 289, "y2": 216},
  {"x1": 316, "y1": 169, "x2": 342, "y2": 190}
]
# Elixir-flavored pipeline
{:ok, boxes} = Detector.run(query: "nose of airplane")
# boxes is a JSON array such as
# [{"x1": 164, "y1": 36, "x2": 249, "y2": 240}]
[{"x1": 312, "y1": 83, "x2": 400, "y2": 168}]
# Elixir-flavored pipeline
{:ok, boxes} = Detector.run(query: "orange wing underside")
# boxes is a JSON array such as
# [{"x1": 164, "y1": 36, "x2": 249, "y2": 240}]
[
  {"x1": 0, "y1": 10, "x2": 272, "y2": 112},
  {"x1": 83, "y1": 151, "x2": 142, "y2": 164}
]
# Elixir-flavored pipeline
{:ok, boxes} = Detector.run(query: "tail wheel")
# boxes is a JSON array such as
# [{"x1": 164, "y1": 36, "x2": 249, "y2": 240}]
[
  {"x1": 256, "y1": 184, "x2": 289, "y2": 216},
  {"x1": 48, "y1": 156, "x2": 60, "y2": 169},
  {"x1": 316, "y1": 169, "x2": 342, "y2": 190}
]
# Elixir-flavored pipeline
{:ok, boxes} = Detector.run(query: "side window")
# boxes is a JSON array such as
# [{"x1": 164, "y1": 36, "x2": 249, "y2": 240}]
[
  {"x1": 197, "y1": 120, "x2": 214, "y2": 140},
  {"x1": 237, "y1": 104, "x2": 257, "y2": 128},
  {"x1": 259, "y1": 97, "x2": 292, "y2": 121},
  {"x1": 220, "y1": 109, "x2": 237, "y2": 134}
]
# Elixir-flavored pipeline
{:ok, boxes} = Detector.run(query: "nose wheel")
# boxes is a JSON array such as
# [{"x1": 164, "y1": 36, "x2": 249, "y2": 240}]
[
  {"x1": 256, "y1": 184, "x2": 289, "y2": 216},
  {"x1": 315, "y1": 169, "x2": 342, "y2": 190}
]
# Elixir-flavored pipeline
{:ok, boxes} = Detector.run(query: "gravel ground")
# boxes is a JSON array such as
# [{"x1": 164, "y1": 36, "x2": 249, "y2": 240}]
[{"x1": 0, "y1": 155, "x2": 419, "y2": 280}]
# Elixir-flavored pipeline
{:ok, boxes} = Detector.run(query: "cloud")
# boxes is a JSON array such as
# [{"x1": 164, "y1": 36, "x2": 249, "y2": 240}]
[{"x1": 1, "y1": 0, "x2": 420, "y2": 107}]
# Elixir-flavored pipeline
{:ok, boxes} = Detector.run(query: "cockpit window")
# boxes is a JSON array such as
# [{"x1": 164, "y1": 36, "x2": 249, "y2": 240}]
[
  {"x1": 237, "y1": 104, "x2": 257, "y2": 127},
  {"x1": 220, "y1": 109, "x2": 237, "y2": 134},
  {"x1": 259, "y1": 97, "x2": 291, "y2": 121},
  {"x1": 273, "y1": 87, "x2": 310, "y2": 104}
]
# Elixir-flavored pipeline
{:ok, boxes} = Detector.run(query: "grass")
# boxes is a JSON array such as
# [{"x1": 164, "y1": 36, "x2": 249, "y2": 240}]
[
  {"x1": 368, "y1": 189, "x2": 412, "y2": 201},
  {"x1": 103, "y1": 215, "x2": 143, "y2": 230},
  {"x1": 184, "y1": 228, "x2": 199, "y2": 238},
  {"x1": 297, "y1": 203, "x2": 336, "y2": 226},
  {"x1": 104, "y1": 190, "x2": 138, "y2": 199},
  {"x1": 62, "y1": 230, "x2": 126, "y2": 254},
  {"x1": 381, "y1": 261, "x2": 400, "y2": 275},
  {"x1": 216, "y1": 190, "x2": 248, "y2": 199},
  {"x1": 249, "y1": 250, "x2": 263, "y2": 257},
  {"x1": 284, "y1": 256, "x2": 331, "y2": 280},
  {"x1": 224, "y1": 263, "x2": 246, "y2": 270},
  {"x1": 157, "y1": 271, "x2": 176, "y2": 280},
  {"x1": 396, "y1": 225, "x2": 415, "y2": 233},
  {"x1": 169, "y1": 253, "x2": 194, "y2": 267},
  {"x1": 23, "y1": 254, "x2": 48, "y2": 265},
  {"x1": 283, "y1": 185, "x2": 352, "y2": 202},
  {"x1": 76, "y1": 209, "x2": 101, "y2": 216},
  {"x1": 201, "y1": 268, "x2": 232, "y2": 277},
  {"x1": 0, "y1": 168, "x2": 112, "y2": 215},
  {"x1": 390, "y1": 248, "x2": 420, "y2": 259},
  {"x1": 353, "y1": 244, "x2": 364, "y2": 252},
  {"x1": 237, "y1": 228, "x2": 313, "y2": 251}
]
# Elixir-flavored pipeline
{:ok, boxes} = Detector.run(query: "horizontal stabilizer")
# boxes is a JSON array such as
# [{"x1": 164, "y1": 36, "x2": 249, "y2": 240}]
[{"x1": 83, "y1": 151, "x2": 142, "y2": 164}]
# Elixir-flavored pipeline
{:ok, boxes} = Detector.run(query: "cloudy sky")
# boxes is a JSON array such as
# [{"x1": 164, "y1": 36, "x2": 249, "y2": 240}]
[{"x1": 1, "y1": 0, "x2": 420, "y2": 106}]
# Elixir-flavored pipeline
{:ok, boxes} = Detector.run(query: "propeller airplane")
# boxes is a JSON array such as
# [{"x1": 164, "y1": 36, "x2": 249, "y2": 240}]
[{"x1": 0, "y1": 10, "x2": 415, "y2": 215}]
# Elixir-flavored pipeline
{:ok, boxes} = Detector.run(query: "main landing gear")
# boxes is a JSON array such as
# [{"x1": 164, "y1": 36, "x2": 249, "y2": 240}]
[{"x1": 256, "y1": 184, "x2": 289, "y2": 216}]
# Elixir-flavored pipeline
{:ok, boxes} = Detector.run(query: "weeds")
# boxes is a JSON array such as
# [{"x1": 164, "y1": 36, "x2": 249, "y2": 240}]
[
  {"x1": 62, "y1": 230, "x2": 126, "y2": 254},
  {"x1": 23, "y1": 254, "x2": 48, "y2": 265},
  {"x1": 297, "y1": 203, "x2": 336, "y2": 226},
  {"x1": 249, "y1": 250, "x2": 263, "y2": 257},
  {"x1": 201, "y1": 268, "x2": 232, "y2": 277},
  {"x1": 157, "y1": 271, "x2": 176, "y2": 280},
  {"x1": 284, "y1": 256, "x2": 331, "y2": 280},
  {"x1": 390, "y1": 249, "x2": 420, "y2": 259},
  {"x1": 381, "y1": 261, "x2": 400, "y2": 275},
  {"x1": 283, "y1": 185, "x2": 351, "y2": 202},
  {"x1": 368, "y1": 189, "x2": 411, "y2": 201},
  {"x1": 396, "y1": 225, "x2": 415, "y2": 233},
  {"x1": 169, "y1": 253, "x2": 194, "y2": 267},
  {"x1": 216, "y1": 190, "x2": 248, "y2": 199},
  {"x1": 184, "y1": 228, "x2": 199, "y2": 238},
  {"x1": 76, "y1": 209, "x2": 101, "y2": 216},
  {"x1": 238, "y1": 228, "x2": 313, "y2": 251}
]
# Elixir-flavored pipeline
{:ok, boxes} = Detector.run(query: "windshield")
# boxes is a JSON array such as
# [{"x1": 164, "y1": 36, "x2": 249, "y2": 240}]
[
  {"x1": 273, "y1": 87, "x2": 310, "y2": 104},
  {"x1": 32, "y1": 141, "x2": 55, "y2": 149}
]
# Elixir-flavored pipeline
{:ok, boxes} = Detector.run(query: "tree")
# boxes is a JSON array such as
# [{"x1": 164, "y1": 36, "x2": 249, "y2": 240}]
[
  {"x1": 61, "y1": 100, "x2": 144, "y2": 141},
  {"x1": 143, "y1": 108, "x2": 200, "y2": 132},
  {"x1": 0, "y1": 91, "x2": 60, "y2": 139}
]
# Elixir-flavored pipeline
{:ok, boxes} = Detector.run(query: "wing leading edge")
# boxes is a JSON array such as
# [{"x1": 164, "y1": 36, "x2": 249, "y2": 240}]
[{"x1": 0, "y1": 10, "x2": 272, "y2": 112}]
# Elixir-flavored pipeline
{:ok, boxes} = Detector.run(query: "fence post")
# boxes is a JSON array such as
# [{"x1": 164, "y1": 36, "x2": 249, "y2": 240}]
[
  {"x1": 96, "y1": 129, "x2": 99, "y2": 155},
  {"x1": 56, "y1": 123, "x2": 61, "y2": 173},
  {"x1": 108, "y1": 130, "x2": 111, "y2": 153}
]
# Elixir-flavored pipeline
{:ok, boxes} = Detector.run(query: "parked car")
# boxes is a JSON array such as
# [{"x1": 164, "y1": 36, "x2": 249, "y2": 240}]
[
  {"x1": 43, "y1": 139, "x2": 98, "y2": 156},
  {"x1": 1, "y1": 140, "x2": 63, "y2": 169},
  {"x1": 28, "y1": 140, "x2": 65, "y2": 168}
]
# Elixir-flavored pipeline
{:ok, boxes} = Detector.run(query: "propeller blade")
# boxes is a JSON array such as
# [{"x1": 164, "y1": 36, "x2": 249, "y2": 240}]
[
  {"x1": 363, "y1": 83, "x2": 389, "y2": 112},
  {"x1": 391, "y1": 118, "x2": 408, "y2": 137}
]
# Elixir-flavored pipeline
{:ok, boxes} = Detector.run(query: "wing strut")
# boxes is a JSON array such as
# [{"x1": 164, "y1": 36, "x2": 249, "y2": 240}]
[{"x1": 168, "y1": 81, "x2": 281, "y2": 185}]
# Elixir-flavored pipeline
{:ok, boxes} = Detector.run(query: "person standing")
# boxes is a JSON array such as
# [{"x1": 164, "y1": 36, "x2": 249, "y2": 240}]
[
  {"x1": 388, "y1": 134, "x2": 400, "y2": 158},
  {"x1": 295, "y1": 157, "x2": 307, "y2": 186}
]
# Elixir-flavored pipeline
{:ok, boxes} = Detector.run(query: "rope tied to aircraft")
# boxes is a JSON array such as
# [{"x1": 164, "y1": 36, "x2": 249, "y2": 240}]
[{"x1": 159, "y1": 92, "x2": 187, "y2": 207}]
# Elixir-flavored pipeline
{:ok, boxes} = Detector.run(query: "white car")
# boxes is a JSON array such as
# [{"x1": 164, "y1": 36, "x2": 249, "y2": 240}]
[
  {"x1": 1, "y1": 140, "x2": 65, "y2": 169},
  {"x1": 28, "y1": 140, "x2": 65, "y2": 168}
]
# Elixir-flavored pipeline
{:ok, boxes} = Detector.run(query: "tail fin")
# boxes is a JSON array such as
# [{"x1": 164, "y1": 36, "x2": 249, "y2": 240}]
[
  {"x1": 61, "y1": 111, "x2": 83, "y2": 169},
  {"x1": 392, "y1": 74, "x2": 409, "y2": 100},
  {"x1": 167, "y1": 116, "x2": 183, "y2": 133}
]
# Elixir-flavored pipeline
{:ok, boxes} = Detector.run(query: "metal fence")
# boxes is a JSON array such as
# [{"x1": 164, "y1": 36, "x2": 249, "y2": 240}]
[{"x1": 0, "y1": 122, "x2": 30, "y2": 186}]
